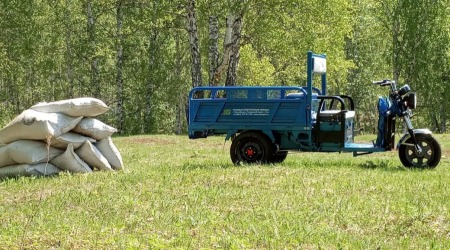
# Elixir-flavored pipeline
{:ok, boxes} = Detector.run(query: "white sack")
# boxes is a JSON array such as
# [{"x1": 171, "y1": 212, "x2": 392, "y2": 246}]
[
  {"x1": 0, "y1": 109, "x2": 82, "y2": 145},
  {"x1": 0, "y1": 163, "x2": 60, "y2": 178},
  {"x1": 31, "y1": 97, "x2": 109, "y2": 117},
  {"x1": 8, "y1": 140, "x2": 63, "y2": 164},
  {"x1": 0, "y1": 145, "x2": 15, "y2": 168},
  {"x1": 47, "y1": 132, "x2": 96, "y2": 150},
  {"x1": 71, "y1": 118, "x2": 117, "y2": 140},
  {"x1": 95, "y1": 137, "x2": 124, "y2": 170},
  {"x1": 75, "y1": 140, "x2": 113, "y2": 171},
  {"x1": 51, "y1": 144, "x2": 92, "y2": 173}
]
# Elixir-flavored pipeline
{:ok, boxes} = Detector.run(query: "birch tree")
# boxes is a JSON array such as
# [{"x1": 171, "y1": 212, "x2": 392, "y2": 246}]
[
  {"x1": 208, "y1": 16, "x2": 219, "y2": 85},
  {"x1": 224, "y1": 12, "x2": 243, "y2": 86},
  {"x1": 86, "y1": 0, "x2": 101, "y2": 97},
  {"x1": 116, "y1": 0, "x2": 124, "y2": 134},
  {"x1": 186, "y1": 0, "x2": 203, "y2": 87}
]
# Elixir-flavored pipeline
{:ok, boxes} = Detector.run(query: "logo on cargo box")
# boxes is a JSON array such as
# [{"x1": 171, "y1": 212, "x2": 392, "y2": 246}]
[
  {"x1": 232, "y1": 109, "x2": 269, "y2": 116},
  {"x1": 222, "y1": 109, "x2": 232, "y2": 116}
]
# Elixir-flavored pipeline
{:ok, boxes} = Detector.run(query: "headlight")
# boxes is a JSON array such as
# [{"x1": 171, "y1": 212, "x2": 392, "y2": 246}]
[
  {"x1": 398, "y1": 84, "x2": 411, "y2": 96},
  {"x1": 403, "y1": 92, "x2": 416, "y2": 109}
]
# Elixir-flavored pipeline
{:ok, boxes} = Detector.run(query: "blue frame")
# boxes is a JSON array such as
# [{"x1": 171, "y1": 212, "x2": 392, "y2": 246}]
[
  {"x1": 306, "y1": 51, "x2": 327, "y2": 129},
  {"x1": 187, "y1": 51, "x2": 385, "y2": 155}
]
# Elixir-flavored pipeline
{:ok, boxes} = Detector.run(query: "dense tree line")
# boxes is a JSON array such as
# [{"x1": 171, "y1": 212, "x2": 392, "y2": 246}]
[{"x1": 0, "y1": 0, "x2": 448, "y2": 134}]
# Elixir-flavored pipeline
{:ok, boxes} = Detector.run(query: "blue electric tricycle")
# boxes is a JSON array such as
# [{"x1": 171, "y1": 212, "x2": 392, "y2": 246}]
[{"x1": 187, "y1": 51, "x2": 441, "y2": 168}]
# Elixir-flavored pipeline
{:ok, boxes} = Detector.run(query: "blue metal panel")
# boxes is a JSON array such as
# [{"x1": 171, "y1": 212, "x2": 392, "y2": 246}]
[
  {"x1": 188, "y1": 85, "x2": 316, "y2": 141},
  {"x1": 188, "y1": 51, "x2": 328, "y2": 150},
  {"x1": 343, "y1": 143, "x2": 386, "y2": 153}
]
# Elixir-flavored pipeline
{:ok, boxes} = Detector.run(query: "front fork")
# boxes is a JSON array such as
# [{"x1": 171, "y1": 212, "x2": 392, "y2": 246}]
[{"x1": 403, "y1": 113, "x2": 423, "y2": 154}]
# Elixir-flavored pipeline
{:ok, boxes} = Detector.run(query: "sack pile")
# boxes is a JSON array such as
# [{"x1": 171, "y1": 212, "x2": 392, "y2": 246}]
[{"x1": 0, "y1": 98, "x2": 123, "y2": 178}]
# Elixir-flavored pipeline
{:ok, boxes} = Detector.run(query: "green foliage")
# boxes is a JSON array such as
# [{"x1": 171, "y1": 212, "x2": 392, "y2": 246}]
[
  {"x1": 347, "y1": 0, "x2": 450, "y2": 131},
  {"x1": 237, "y1": 45, "x2": 275, "y2": 86},
  {"x1": 0, "y1": 0, "x2": 448, "y2": 133}
]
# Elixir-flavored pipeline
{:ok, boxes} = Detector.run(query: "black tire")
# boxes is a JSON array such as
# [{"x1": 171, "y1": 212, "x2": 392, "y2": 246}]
[
  {"x1": 271, "y1": 151, "x2": 288, "y2": 163},
  {"x1": 230, "y1": 131, "x2": 275, "y2": 165},
  {"x1": 398, "y1": 134, "x2": 441, "y2": 168}
]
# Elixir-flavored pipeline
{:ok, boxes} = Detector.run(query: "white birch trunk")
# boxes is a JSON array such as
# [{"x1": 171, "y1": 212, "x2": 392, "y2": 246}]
[
  {"x1": 175, "y1": 30, "x2": 184, "y2": 135},
  {"x1": 186, "y1": 0, "x2": 202, "y2": 87},
  {"x1": 87, "y1": 0, "x2": 100, "y2": 96},
  {"x1": 116, "y1": 1, "x2": 124, "y2": 134},
  {"x1": 211, "y1": 15, "x2": 234, "y2": 85},
  {"x1": 225, "y1": 13, "x2": 243, "y2": 86},
  {"x1": 65, "y1": 0, "x2": 74, "y2": 98},
  {"x1": 208, "y1": 16, "x2": 219, "y2": 85},
  {"x1": 143, "y1": 30, "x2": 158, "y2": 134}
]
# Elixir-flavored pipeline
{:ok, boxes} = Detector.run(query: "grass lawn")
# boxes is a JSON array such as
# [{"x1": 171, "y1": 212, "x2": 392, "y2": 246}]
[{"x1": 0, "y1": 134, "x2": 449, "y2": 249}]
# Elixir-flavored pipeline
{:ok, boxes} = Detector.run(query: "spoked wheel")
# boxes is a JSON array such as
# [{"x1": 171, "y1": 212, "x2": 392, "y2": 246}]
[
  {"x1": 230, "y1": 131, "x2": 275, "y2": 165},
  {"x1": 398, "y1": 134, "x2": 441, "y2": 168}
]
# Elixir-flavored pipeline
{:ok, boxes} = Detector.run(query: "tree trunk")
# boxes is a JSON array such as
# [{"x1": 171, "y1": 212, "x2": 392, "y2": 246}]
[
  {"x1": 210, "y1": 13, "x2": 244, "y2": 86},
  {"x1": 186, "y1": 0, "x2": 202, "y2": 88},
  {"x1": 175, "y1": 30, "x2": 184, "y2": 135},
  {"x1": 65, "y1": 0, "x2": 74, "y2": 98},
  {"x1": 440, "y1": 102, "x2": 447, "y2": 133},
  {"x1": 430, "y1": 112, "x2": 439, "y2": 131},
  {"x1": 87, "y1": 0, "x2": 100, "y2": 97},
  {"x1": 211, "y1": 15, "x2": 234, "y2": 85},
  {"x1": 225, "y1": 13, "x2": 243, "y2": 86},
  {"x1": 143, "y1": 30, "x2": 158, "y2": 134},
  {"x1": 208, "y1": 16, "x2": 219, "y2": 86},
  {"x1": 392, "y1": 15, "x2": 401, "y2": 83},
  {"x1": 116, "y1": 1, "x2": 124, "y2": 134}
]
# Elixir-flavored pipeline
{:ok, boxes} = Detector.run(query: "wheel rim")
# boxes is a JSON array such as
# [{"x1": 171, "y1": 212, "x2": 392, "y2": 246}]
[
  {"x1": 239, "y1": 141, "x2": 263, "y2": 162},
  {"x1": 404, "y1": 140, "x2": 434, "y2": 167}
]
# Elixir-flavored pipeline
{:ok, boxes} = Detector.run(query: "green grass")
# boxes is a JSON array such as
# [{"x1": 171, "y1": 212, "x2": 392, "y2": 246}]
[{"x1": 0, "y1": 134, "x2": 449, "y2": 249}]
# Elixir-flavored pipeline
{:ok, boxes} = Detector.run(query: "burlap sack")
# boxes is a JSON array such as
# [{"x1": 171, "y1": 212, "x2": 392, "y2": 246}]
[
  {"x1": 0, "y1": 109, "x2": 82, "y2": 145},
  {"x1": 31, "y1": 97, "x2": 109, "y2": 117}
]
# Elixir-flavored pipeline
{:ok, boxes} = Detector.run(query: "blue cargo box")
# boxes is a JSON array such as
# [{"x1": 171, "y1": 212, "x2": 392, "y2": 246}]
[{"x1": 188, "y1": 86, "x2": 319, "y2": 139}]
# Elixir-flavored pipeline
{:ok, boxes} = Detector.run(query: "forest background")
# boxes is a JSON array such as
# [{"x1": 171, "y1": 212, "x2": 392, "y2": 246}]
[{"x1": 0, "y1": 0, "x2": 449, "y2": 135}]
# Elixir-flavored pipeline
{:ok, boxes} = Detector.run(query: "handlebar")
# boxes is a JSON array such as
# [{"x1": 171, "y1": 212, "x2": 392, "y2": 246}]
[{"x1": 372, "y1": 79, "x2": 393, "y2": 86}]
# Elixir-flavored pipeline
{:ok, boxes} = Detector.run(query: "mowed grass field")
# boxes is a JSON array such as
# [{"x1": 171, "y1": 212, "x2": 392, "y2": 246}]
[{"x1": 0, "y1": 134, "x2": 449, "y2": 249}]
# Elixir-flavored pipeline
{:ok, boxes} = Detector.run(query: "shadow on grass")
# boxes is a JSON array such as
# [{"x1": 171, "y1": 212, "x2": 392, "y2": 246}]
[
  {"x1": 0, "y1": 174, "x2": 61, "y2": 183},
  {"x1": 181, "y1": 162, "x2": 234, "y2": 171},
  {"x1": 181, "y1": 161, "x2": 282, "y2": 171},
  {"x1": 357, "y1": 160, "x2": 406, "y2": 172}
]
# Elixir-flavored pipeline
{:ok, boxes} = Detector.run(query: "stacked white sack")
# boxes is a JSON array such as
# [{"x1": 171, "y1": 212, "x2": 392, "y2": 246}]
[{"x1": 0, "y1": 97, "x2": 124, "y2": 178}]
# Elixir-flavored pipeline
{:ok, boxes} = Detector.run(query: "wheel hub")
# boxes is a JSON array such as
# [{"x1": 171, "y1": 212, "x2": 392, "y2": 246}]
[
  {"x1": 415, "y1": 148, "x2": 425, "y2": 158},
  {"x1": 239, "y1": 141, "x2": 263, "y2": 161}
]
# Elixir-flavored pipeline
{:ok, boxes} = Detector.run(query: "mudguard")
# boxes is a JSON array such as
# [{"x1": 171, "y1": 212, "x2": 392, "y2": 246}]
[
  {"x1": 225, "y1": 130, "x2": 275, "y2": 143},
  {"x1": 396, "y1": 129, "x2": 433, "y2": 149}
]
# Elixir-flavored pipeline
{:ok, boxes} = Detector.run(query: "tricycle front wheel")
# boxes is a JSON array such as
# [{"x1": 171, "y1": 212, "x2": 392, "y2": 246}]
[{"x1": 398, "y1": 134, "x2": 441, "y2": 168}]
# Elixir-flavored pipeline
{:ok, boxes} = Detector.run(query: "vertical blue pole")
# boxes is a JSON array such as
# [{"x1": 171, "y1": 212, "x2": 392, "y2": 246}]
[
  {"x1": 321, "y1": 54, "x2": 327, "y2": 95},
  {"x1": 306, "y1": 51, "x2": 313, "y2": 127},
  {"x1": 321, "y1": 71, "x2": 327, "y2": 95}
]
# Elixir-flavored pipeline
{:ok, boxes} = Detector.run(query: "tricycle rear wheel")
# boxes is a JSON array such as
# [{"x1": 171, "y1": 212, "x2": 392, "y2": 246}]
[
  {"x1": 230, "y1": 131, "x2": 275, "y2": 165},
  {"x1": 271, "y1": 151, "x2": 288, "y2": 163},
  {"x1": 398, "y1": 134, "x2": 441, "y2": 168}
]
